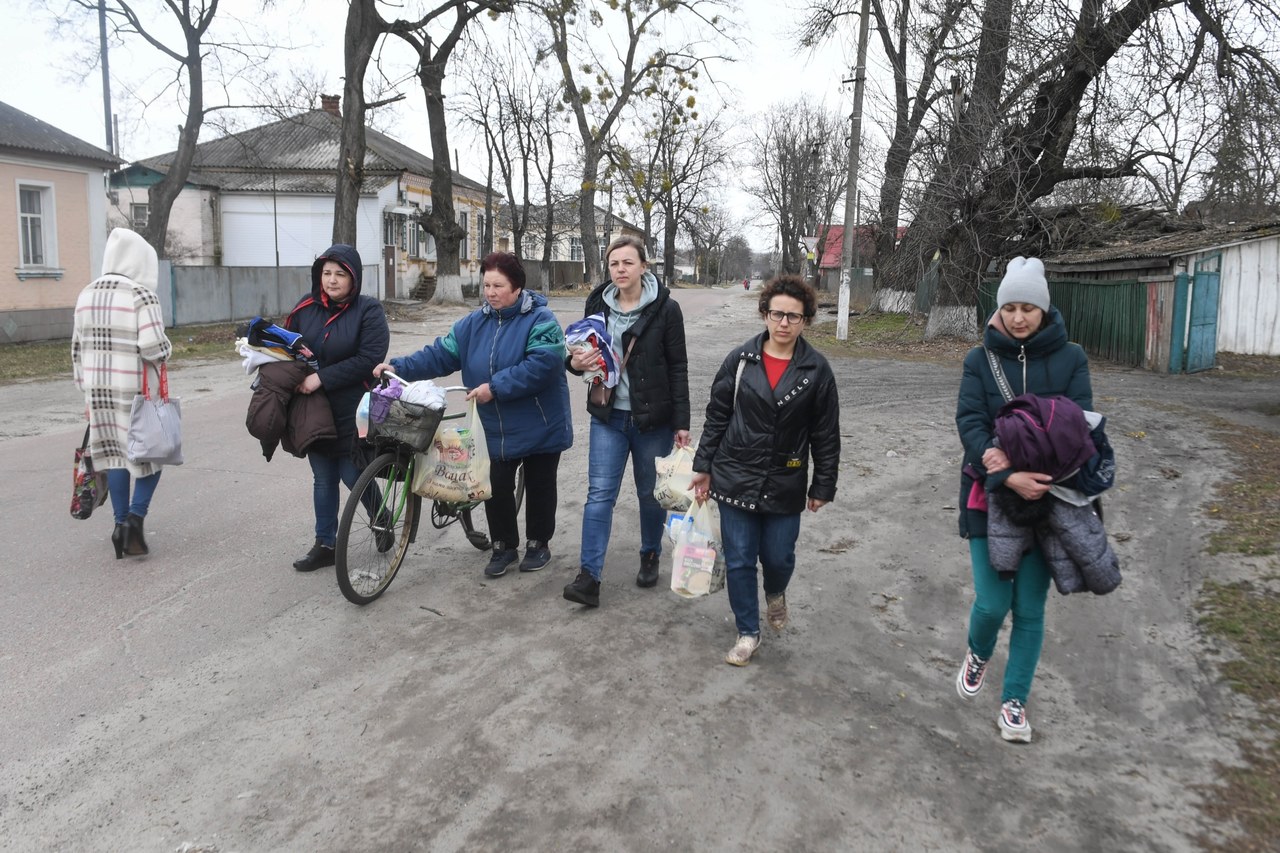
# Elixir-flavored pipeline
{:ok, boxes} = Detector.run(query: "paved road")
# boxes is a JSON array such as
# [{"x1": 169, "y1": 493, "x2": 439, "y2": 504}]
[{"x1": 0, "y1": 286, "x2": 1266, "y2": 851}]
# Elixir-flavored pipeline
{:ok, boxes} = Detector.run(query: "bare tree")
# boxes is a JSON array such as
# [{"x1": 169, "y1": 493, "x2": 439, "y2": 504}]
[
  {"x1": 608, "y1": 68, "x2": 731, "y2": 285},
  {"x1": 388, "y1": 1, "x2": 513, "y2": 302},
  {"x1": 533, "y1": 0, "x2": 730, "y2": 282},
  {"x1": 58, "y1": 1, "x2": 217, "y2": 258},
  {"x1": 745, "y1": 100, "x2": 850, "y2": 276}
]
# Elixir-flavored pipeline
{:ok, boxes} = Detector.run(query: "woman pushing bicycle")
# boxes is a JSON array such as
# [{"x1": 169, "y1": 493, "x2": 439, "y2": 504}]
[{"x1": 373, "y1": 252, "x2": 573, "y2": 579}]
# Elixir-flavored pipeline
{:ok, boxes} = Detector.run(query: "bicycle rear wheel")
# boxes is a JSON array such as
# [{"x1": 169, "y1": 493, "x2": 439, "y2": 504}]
[{"x1": 336, "y1": 451, "x2": 419, "y2": 605}]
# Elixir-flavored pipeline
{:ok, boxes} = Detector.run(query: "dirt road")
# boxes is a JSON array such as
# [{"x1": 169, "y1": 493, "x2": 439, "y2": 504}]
[{"x1": 0, "y1": 287, "x2": 1272, "y2": 851}]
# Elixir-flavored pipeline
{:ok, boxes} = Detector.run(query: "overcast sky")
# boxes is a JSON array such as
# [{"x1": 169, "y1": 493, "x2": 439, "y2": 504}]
[{"x1": 3, "y1": 0, "x2": 865, "y2": 251}]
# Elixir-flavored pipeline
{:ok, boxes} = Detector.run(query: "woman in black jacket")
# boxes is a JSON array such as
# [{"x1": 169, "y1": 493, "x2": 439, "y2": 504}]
[
  {"x1": 691, "y1": 275, "x2": 840, "y2": 666},
  {"x1": 562, "y1": 236, "x2": 691, "y2": 608},
  {"x1": 283, "y1": 244, "x2": 390, "y2": 571}
]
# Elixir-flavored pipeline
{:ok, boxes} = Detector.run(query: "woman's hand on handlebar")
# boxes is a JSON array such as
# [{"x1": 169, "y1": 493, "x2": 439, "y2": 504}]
[
  {"x1": 372, "y1": 362, "x2": 393, "y2": 378},
  {"x1": 466, "y1": 383, "x2": 494, "y2": 404}
]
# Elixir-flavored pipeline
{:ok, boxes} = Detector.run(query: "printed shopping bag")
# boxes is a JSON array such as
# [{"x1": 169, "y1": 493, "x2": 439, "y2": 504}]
[
  {"x1": 127, "y1": 363, "x2": 183, "y2": 465},
  {"x1": 70, "y1": 426, "x2": 108, "y2": 520},
  {"x1": 412, "y1": 399, "x2": 492, "y2": 501},
  {"x1": 669, "y1": 499, "x2": 726, "y2": 598},
  {"x1": 653, "y1": 443, "x2": 697, "y2": 511}
]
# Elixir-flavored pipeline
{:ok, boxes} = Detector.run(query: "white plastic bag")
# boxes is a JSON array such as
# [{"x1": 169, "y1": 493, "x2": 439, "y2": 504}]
[
  {"x1": 670, "y1": 500, "x2": 726, "y2": 598},
  {"x1": 653, "y1": 443, "x2": 697, "y2": 511},
  {"x1": 412, "y1": 399, "x2": 492, "y2": 501}
]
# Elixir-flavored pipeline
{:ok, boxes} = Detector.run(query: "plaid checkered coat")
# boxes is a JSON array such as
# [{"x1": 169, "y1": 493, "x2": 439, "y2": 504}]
[{"x1": 71, "y1": 228, "x2": 174, "y2": 475}]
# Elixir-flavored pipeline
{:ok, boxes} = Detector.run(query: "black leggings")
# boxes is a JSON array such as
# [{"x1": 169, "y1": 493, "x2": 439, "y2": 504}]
[{"x1": 484, "y1": 451, "x2": 561, "y2": 549}]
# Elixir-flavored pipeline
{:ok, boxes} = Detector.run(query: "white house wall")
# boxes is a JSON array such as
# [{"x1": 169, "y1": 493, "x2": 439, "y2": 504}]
[
  {"x1": 219, "y1": 194, "x2": 382, "y2": 296},
  {"x1": 1209, "y1": 237, "x2": 1280, "y2": 356}
]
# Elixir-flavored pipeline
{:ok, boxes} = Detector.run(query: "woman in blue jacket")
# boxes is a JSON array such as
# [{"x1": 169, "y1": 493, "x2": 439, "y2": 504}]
[
  {"x1": 375, "y1": 252, "x2": 573, "y2": 578},
  {"x1": 954, "y1": 256, "x2": 1092, "y2": 743},
  {"x1": 285, "y1": 244, "x2": 390, "y2": 572}
]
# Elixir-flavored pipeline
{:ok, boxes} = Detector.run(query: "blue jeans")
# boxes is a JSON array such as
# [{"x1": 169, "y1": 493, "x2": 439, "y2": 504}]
[
  {"x1": 106, "y1": 468, "x2": 161, "y2": 524},
  {"x1": 718, "y1": 503, "x2": 802, "y2": 637},
  {"x1": 309, "y1": 452, "x2": 363, "y2": 547},
  {"x1": 966, "y1": 537, "x2": 1052, "y2": 703},
  {"x1": 579, "y1": 410, "x2": 674, "y2": 580}
]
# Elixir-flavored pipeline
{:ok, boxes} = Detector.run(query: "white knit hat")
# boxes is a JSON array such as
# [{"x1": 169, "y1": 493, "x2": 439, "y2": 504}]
[{"x1": 996, "y1": 257, "x2": 1050, "y2": 311}]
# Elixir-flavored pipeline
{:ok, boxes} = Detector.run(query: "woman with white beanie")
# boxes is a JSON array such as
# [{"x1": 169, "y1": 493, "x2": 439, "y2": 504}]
[{"x1": 953, "y1": 256, "x2": 1094, "y2": 742}]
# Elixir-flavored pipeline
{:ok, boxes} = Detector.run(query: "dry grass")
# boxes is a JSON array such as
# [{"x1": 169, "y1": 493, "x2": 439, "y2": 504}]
[{"x1": 0, "y1": 322, "x2": 241, "y2": 386}]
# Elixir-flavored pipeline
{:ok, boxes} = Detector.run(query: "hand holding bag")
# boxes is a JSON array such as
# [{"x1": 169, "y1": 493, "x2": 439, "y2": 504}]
[
  {"x1": 653, "y1": 443, "x2": 698, "y2": 511},
  {"x1": 127, "y1": 362, "x2": 184, "y2": 465},
  {"x1": 412, "y1": 399, "x2": 492, "y2": 501},
  {"x1": 70, "y1": 426, "x2": 108, "y2": 520}
]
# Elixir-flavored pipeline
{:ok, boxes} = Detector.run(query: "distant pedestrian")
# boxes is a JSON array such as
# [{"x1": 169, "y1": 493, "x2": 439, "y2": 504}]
[
  {"x1": 690, "y1": 275, "x2": 840, "y2": 666},
  {"x1": 563, "y1": 235, "x2": 691, "y2": 608},
  {"x1": 72, "y1": 228, "x2": 174, "y2": 559},
  {"x1": 284, "y1": 244, "x2": 390, "y2": 572},
  {"x1": 954, "y1": 256, "x2": 1093, "y2": 742}
]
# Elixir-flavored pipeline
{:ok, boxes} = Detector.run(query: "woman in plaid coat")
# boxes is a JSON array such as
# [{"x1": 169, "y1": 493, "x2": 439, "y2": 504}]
[{"x1": 72, "y1": 228, "x2": 173, "y2": 559}]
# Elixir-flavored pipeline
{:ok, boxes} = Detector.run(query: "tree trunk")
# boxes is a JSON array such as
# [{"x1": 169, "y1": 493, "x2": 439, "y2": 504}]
[
  {"x1": 144, "y1": 45, "x2": 203, "y2": 259},
  {"x1": 334, "y1": 0, "x2": 381, "y2": 246},
  {"x1": 579, "y1": 146, "x2": 602, "y2": 285},
  {"x1": 662, "y1": 205, "x2": 678, "y2": 285},
  {"x1": 419, "y1": 62, "x2": 466, "y2": 301}
]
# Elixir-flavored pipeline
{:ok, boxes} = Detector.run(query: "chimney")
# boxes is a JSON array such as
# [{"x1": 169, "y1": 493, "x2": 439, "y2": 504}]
[{"x1": 320, "y1": 94, "x2": 341, "y2": 116}]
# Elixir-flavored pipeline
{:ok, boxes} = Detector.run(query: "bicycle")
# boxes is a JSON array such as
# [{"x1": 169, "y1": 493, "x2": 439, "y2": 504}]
[{"x1": 334, "y1": 378, "x2": 524, "y2": 605}]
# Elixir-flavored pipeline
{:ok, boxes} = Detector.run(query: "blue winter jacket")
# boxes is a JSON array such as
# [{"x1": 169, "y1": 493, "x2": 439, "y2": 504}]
[
  {"x1": 284, "y1": 243, "x2": 389, "y2": 455},
  {"x1": 390, "y1": 289, "x2": 573, "y2": 461},
  {"x1": 956, "y1": 307, "x2": 1092, "y2": 538}
]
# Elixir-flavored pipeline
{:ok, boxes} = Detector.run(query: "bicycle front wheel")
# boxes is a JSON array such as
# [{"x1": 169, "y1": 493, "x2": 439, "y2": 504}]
[{"x1": 336, "y1": 451, "x2": 418, "y2": 605}]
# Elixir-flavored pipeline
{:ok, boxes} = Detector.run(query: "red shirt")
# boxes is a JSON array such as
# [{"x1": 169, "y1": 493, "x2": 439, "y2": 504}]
[{"x1": 762, "y1": 351, "x2": 790, "y2": 389}]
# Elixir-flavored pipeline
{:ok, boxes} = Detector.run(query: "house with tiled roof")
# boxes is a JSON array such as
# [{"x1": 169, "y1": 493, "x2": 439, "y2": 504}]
[
  {"x1": 112, "y1": 95, "x2": 502, "y2": 298},
  {"x1": 0, "y1": 100, "x2": 121, "y2": 342}
]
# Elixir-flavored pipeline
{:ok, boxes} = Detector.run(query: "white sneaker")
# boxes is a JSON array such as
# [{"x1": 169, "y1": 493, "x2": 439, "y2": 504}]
[
  {"x1": 956, "y1": 648, "x2": 989, "y2": 699},
  {"x1": 999, "y1": 699, "x2": 1032, "y2": 743},
  {"x1": 724, "y1": 634, "x2": 760, "y2": 666}
]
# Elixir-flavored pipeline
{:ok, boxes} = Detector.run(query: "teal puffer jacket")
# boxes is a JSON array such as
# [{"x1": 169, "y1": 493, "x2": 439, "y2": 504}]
[{"x1": 956, "y1": 308, "x2": 1092, "y2": 538}]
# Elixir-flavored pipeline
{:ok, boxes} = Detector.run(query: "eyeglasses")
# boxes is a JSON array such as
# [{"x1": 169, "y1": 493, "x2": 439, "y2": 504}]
[{"x1": 766, "y1": 310, "x2": 806, "y2": 325}]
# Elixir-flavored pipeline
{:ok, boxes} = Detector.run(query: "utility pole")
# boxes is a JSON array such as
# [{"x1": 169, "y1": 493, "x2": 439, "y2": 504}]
[
  {"x1": 98, "y1": 0, "x2": 114, "y2": 155},
  {"x1": 835, "y1": 0, "x2": 871, "y2": 340}
]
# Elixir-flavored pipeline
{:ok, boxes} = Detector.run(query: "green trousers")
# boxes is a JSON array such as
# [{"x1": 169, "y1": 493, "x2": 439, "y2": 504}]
[{"x1": 966, "y1": 537, "x2": 1052, "y2": 703}]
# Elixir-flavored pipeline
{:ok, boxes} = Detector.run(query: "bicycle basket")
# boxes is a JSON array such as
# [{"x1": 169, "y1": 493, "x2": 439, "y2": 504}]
[{"x1": 368, "y1": 399, "x2": 444, "y2": 452}]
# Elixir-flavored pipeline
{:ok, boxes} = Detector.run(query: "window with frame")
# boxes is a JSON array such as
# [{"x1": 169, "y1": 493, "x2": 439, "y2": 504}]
[
  {"x1": 598, "y1": 235, "x2": 609, "y2": 258},
  {"x1": 130, "y1": 203, "x2": 149, "y2": 230},
  {"x1": 570, "y1": 236, "x2": 583, "y2": 262},
  {"x1": 18, "y1": 183, "x2": 56, "y2": 268},
  {"x1": 458, "y1": 211, "x2": 469, "y2": 260}
]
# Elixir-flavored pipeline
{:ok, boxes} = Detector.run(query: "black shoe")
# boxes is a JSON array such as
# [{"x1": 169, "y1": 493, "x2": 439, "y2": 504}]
[
  {"x1": 125, "y1": 513, "x2": 149, "y2": 556},
  {"x1": 111, "y1": 523, "x2": 128, "y2": 560},
  {"x1": 485, "y1": 544, "x2": 518, "y2": 578},
  {"x1": 519, "y1": 540, "x2": 551, "y2": 572},
  {"x1": 563, "y1": 570, "x2": 601, "y2": 607},
  {"x1": 636, "y1": 550, "x2": 660, "y2": 588},
  {"x1": 293, "y1": 540, "x2": 335, "y2": 572}
]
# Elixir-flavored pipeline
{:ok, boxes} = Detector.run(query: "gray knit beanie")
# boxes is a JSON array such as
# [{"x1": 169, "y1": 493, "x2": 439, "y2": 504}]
[{"x1": 996, "y1": 256, "x2": 1050, "y2": 311}]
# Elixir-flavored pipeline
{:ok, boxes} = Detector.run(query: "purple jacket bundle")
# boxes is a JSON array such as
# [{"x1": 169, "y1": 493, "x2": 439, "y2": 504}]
[{"x1": 994, "y1": 394, "x2": 1095, "y2": 482}]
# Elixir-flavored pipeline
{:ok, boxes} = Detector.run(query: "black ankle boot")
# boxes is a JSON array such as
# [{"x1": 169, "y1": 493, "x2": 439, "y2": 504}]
[
  {"x1": 111, "y1": 523, "x2": 128, "y2": 560},
  {"x1": 293, "y1": 540, "x2": 335, "y2": 572},
  {"x1": 125, "y1": 513, "x2": 149, "y2": 556}
]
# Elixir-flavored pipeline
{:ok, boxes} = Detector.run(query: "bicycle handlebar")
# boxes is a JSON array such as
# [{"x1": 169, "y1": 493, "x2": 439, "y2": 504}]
[{"x1": 379, "y1": 370, "x2": 468, "y2": 396}]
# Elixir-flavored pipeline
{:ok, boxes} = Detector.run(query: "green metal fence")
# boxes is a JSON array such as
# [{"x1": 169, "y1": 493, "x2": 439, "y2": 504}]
[{"x1": 977, "y1": 277, "x2": 1147, "y2": 366}]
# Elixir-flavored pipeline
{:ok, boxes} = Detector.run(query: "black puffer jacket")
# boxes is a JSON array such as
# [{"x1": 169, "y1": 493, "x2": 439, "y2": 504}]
[
  {"x1": 574, "y1": 279, "x2": 690, "y2": 432},
  {"x1": 284, "y1": 244, "x2": 389, "y2": 455},
  {"x1": 694, "y1": 332, "x2": 841, "y2": 515}
]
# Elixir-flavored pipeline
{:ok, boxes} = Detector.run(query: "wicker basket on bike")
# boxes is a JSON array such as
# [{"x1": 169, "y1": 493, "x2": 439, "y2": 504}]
[{"x1": 368, "y1": 397, "x2": 443, "y2": 452}]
